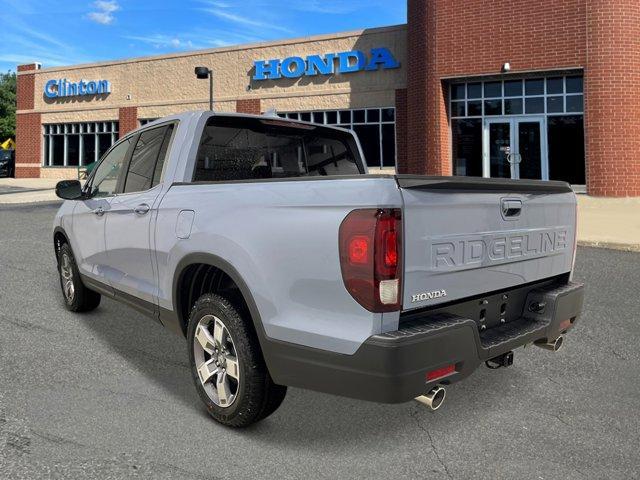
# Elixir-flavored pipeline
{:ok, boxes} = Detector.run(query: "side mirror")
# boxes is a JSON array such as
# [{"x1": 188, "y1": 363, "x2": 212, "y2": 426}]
[{"x1": 55, "y1": 180, "x2": 84, "y2": 200}]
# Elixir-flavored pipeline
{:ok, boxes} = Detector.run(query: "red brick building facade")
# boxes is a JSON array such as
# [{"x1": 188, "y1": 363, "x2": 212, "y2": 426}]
[
  {"x1": 14, "y1": 1, "x2": 640, "y2": 196},
  {"x1": 400, "y1": 0, "x2": 639, "y2": 196}
]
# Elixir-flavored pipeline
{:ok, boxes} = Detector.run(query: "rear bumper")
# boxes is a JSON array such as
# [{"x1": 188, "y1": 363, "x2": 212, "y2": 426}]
[{"x1": 265, "y1": 281, "x2": 584, "y2": 403}]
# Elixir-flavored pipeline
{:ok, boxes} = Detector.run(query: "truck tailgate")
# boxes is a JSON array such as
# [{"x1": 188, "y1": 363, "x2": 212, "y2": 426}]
[{"x1": 397, "y1": 176, "x2": 576, "y2": 311}]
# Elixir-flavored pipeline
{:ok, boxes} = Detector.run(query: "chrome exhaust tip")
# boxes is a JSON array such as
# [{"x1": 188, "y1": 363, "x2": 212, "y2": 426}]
[
  {"x1": 535, "y1": 335, "x2": 564, "y2": 352},
  {"x1": 415, "y1": 386, "x2": 446, "y2": 411}
]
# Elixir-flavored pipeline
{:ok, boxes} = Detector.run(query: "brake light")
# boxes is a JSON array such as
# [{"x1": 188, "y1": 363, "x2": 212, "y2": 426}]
[
  {"x1": 339, "y1": 208, "x2": 402, "y2": 312},
  {"x1": 348, "y1": 236, "x2": 370, "y2": 265}
]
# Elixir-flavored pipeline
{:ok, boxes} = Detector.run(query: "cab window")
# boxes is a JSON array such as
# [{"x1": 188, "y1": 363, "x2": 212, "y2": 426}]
[
  {"x1": 123, "y1": 125, "x2": 173, "y2": 193},
  {"x1": 89, "y1": 138, "x2": 132, "y2": 198},
  {"x1": 193, "y1": 116, "x2": 362, "y2": 182}
]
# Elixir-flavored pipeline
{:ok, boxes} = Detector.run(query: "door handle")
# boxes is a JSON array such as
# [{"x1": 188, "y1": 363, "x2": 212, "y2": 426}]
[
  {"x1": 501, "y1": 199, "x2": 522, "y2": 218},
  {"x1": 93, "y1": 207, "x2": 105, "y2": 216},
  {"x1": 134, "y1": 203, "x2": 150, "y2": 216}
]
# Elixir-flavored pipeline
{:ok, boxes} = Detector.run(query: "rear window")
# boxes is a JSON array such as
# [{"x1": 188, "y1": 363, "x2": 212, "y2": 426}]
[{"x1": 193, "y1": 116, "x2": 363, "y2": 182}]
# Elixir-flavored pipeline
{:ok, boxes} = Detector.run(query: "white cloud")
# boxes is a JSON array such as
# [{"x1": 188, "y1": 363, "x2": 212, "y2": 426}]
[
  {"x1": 0, "y1": 18, "x2": 93, "y2": 70},
  {"x1": 204, "y1": 1, "x2": 232, "y2": 7},
  {"x1": 203, "y1": 8, "x2": 292, "y2": 34},
  {"x1": 87, "y1": 0, "x2": 120, "y2": 25},
  {"x1": 291, "y1": 1, "x2": 361, "y2": 14},
  {"x1": 125, "y1": 34, "x2": 199, "y2": 50}
]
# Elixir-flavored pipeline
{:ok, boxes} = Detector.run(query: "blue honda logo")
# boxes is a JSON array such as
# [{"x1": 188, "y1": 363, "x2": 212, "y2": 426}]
[{"x1": 253, "y1": 47, "x2": 400, "y2": 81}]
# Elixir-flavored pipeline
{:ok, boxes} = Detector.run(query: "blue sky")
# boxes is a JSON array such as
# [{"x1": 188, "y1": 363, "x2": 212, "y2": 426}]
[{"x1": 0, "y1": 0, "x2": 406, "y2": 73}]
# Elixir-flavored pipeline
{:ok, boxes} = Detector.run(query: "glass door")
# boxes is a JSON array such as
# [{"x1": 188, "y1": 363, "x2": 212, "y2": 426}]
[
  {"x1": 484, "y1": 119, "x2": 514, "y2": 179},
  {"x1": 515, "y1": 117, "x2": 546, "y2": 180},
  {"x1": 483, "y1": 117, "x2": 546, "y2": 180}
]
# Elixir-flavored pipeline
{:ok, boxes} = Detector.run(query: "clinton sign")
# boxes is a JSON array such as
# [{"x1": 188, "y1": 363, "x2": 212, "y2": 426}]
[
  {"x1": 44, "y1": 79, "x2": 111, "y2": 99},
  {"x1": 253, "y1": 47, "x2": 400, "y2": 81}
]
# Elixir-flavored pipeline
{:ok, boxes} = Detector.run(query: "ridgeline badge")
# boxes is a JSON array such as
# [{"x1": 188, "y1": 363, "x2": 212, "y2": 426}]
[
  {"x1": 44, "y1": 79, "x2": 111, "y2": 99},
  {"x1": 253, "y1": 47, "x2": 400, "y2": 81}
]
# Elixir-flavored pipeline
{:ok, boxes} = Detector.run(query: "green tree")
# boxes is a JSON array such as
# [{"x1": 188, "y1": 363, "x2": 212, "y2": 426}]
[{"x1": 0, "y1": 71, "x2": 17, "y2": 141}]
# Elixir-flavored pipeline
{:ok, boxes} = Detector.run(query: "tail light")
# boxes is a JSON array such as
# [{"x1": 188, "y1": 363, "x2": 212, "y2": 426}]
[{"x1": 338, "y1": 208, "x2": 402, "y2": 312}]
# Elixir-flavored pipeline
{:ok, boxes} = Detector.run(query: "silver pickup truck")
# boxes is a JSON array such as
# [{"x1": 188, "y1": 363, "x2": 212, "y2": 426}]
[{"x1": 53, "y1": 111, "x2": 584, "y2": 427}]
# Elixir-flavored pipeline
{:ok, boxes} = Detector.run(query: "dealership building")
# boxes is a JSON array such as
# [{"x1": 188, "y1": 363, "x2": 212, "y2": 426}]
[{"x1": 15, "y1": 1, "x2": 640, "y2": 196}]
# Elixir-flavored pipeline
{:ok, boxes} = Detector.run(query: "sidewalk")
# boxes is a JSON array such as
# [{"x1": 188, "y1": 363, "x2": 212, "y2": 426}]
[
  {"x1": 0, "y1": 178, "x2": 59, "y2": 204},
  {"x1": 0, "y1": 178, "x2": 638, "y2": 251},
  {"x1": 576, "y1": 195, "x2": 640, "y2": 252}
]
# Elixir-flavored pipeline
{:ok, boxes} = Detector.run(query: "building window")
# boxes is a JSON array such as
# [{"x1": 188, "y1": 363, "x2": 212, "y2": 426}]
[
  {"x1": 277, "y1": 107, "x2": 396, "y2": 169},
  {"x1": 547, "y1": 116, "x2": 585, "y2": 185},
  {"x1": 452, "y1": 119, "x2": 483, "y2": 177},
  {"x1": 139, "y1": 118, "x2": 159, "y2": 126},
  {"x1": 450, "y1": 75, "x2": 585, "y2": 184},
  {"x1": 43, "y1": 122, "x2": 119, "y2": 167},
  {"x1": 450, "y1": 75, "x2": 583, "y2": 120}
]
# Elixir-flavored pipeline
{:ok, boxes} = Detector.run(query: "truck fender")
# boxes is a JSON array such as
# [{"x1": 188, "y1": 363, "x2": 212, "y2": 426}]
[{"x1": 171, "y1": 252, "x2": 267, "y2": 343}]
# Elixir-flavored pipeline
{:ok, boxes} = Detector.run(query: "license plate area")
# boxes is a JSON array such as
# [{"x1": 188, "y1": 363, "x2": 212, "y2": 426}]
[{"x1": 399, "y1": 275, "x2": 566, "y2": 333}]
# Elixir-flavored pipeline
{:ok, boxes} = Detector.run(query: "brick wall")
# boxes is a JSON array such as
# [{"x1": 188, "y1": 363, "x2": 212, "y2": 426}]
[
  {"x1": 585, "y1": 0, "x2": 640, "y2": 196},
  {"x1": 118, "y1": 107, "x2": 138, "y2": 137},
  {"x1": 405, "y1": 0, "x2": 589, "y2": 178},
  {"x1": 395, "y1": 89, "x2": 407, "y2": 173},
  {"x1": 406, "y1": 0, "x2": 430, "y2": 175},
  {"x1": 16, "y1": 69, "x2": 35, "y2": 111},
  {"x1": 236, "y1": 98, "x2": 261, "y2": 114},
  {"x1": 16, "y1": 64, "x2": 40, "y2": 178},
  {"x1": 15, "y1": 113, "x2": 41, "y2": 178}
]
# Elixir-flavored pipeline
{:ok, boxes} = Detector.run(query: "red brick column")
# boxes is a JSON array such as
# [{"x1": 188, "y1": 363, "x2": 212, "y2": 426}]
[
  {"x1": 424, "y1": 1, "x2": 450, "y2": 176},
  {"x1": 236, "y1": 98, "x2": 261, "y2": 114},
  {"x1": 15, "y1": 64, "x2": 40, "y2": 178},
  {"x1": 585, "y1": 0, "x2": 640, "y2": 196},
  {"x1": 118, "y1": 107, "x2": 138, "y2": 138},
  {"x1": 405, "y1": 0, "x2": 429, "y2": 175},
  {"x1": 395, "y1": 88, "x2": 408, "y2": 173}
]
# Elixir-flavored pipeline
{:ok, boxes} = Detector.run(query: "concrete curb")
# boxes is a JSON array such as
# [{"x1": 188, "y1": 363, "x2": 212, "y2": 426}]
[
  {"x1": 578, "y1": 240, "x2": 640, "y2": 253},
  {"x1": 0, "y1": 200, "x2": 62, "y2": 209},
  {"x1": 0, "y1": 188, "x2": 54, "y2": 196}
]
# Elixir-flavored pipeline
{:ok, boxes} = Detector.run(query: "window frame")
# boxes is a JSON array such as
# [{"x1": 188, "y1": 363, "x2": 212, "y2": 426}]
[
  {"x1": 83, "y1": 133, "x2": 136, "y2": 198},
  {"x1": 277, "y1": 107, "x2": 396, "y2": 169},
  {"x1": 120, "y1": 122, "x2": 177, "y2": 195},
  {"x1": 449, "y1": 74, "x2": 584, "y2": 120},
  {"x1": 42, "y1": 121, "x2": 119, "y2": 167},
  {"x1": 190, "y1": 114, "x2": 365, "y2": 183}
]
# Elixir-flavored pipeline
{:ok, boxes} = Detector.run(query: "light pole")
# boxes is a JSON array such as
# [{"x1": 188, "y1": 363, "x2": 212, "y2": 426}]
[{"x1": 194, "y1": 66, "x2": 213, "y2": 110}]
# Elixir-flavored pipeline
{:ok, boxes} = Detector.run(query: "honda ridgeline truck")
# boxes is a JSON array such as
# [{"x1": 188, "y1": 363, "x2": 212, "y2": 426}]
[{"x1": 53, "y1": 111, "x2": 584, "y2": 427}]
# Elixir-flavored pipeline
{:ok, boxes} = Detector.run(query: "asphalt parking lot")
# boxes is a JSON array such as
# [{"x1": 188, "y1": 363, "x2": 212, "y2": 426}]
[{"x1": 0, "y1": 202, "x2": 639, "y2": 479}]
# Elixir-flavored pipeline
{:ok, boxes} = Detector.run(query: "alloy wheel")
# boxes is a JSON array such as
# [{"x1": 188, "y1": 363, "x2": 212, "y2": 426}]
[
  {"x1": 193, "y1": 314, "x2": 240, "y2": 407},
  {"x1": 60, "y1": 253, "x2": 75, "y2": 303}
]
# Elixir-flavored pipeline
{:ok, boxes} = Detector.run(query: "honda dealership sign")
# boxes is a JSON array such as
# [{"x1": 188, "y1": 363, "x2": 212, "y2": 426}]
[{"x1": 253, "y1": 47, "x2": 400, "y2": 81}]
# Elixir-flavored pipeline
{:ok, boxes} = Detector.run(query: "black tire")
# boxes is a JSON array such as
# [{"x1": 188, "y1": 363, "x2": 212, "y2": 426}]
[
  {"x1": 255, "y1": 372, "x2": 288, "y2": 422},
  {"x1": 187, "y1": 293, "x2": 286, "y2": 427},
  {"x1": 57, "y1": 243, "x2": 101, "y2": 312}
]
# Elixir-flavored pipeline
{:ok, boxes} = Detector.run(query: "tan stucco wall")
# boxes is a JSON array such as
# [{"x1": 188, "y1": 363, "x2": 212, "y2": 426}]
[
  {"x1": 39, "y1": 167, "x2": 80, "y2": 179},
  {"x1": 41, "y1": 109, "x2": 119, "y2": 123},
  {"x1": 22, "y1": 25, "x2": 406, "y2": 121}
]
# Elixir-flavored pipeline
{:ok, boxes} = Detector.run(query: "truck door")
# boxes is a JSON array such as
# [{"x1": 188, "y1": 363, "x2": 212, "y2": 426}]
[
  {"x1": 103, "y1": 124, "x2": 174, "y2": 316},
  {"x1": 71, "y1": 136, "x2": 134, "y2": 288}
]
